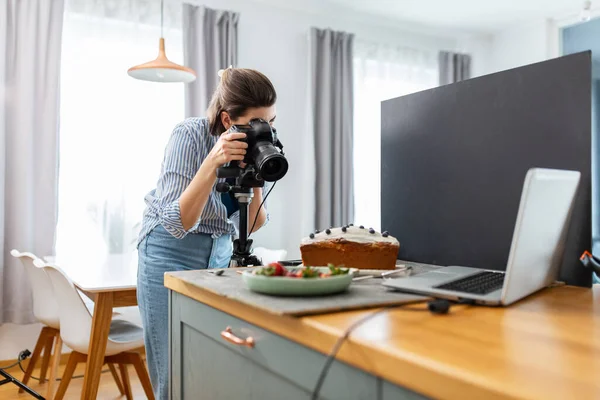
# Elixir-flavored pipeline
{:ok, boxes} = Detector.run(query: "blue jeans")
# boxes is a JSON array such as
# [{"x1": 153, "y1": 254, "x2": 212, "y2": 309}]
[{"x1": 137, "y1": 224, "x2": 232, "y2": 400}]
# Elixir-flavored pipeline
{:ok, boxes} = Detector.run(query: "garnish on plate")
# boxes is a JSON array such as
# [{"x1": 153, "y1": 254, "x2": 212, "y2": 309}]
[
  {"x1": 251, "y1": 263, "x2": 350, "y2": 278},
  {"x1": 327, "y1": 263, "x2": 350, "y2": 275},
  {"x1": 296, "y1": 266, "x2": 320, "y2": 278}
]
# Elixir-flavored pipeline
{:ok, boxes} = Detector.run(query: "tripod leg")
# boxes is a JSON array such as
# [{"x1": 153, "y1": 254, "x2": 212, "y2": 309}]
[{"x1": 0, "y1": 369, "x2": 46, "y2": 399}]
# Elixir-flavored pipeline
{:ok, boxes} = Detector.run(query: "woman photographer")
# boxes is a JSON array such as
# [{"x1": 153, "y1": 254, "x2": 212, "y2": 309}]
[{"x1": 136, "y1": 67, "x2": 277, "y2": 399}]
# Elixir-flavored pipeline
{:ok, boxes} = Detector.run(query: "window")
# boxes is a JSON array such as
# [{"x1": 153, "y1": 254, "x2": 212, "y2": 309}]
[
  {"x1": 55, "y1": 2, "x2": 184, "y2": 259},
  {"x1": 353, "y1": 40, "x2": 438, "y2": 231}
]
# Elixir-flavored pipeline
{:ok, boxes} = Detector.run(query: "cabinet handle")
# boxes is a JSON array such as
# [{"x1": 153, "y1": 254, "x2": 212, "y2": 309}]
[{"x1": 220, "y1": 327, "x2": 255, "y2": 348}]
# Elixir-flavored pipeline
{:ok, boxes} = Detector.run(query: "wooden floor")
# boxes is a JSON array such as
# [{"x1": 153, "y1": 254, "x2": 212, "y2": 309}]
[{"x1": 0, "y1": 362, "x2": 150, "y2": 399}]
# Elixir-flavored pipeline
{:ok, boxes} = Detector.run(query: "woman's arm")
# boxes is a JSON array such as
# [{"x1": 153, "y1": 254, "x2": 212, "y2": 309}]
[{"x1": 179, "y1": 131, "x2": 248, "y2": 231}]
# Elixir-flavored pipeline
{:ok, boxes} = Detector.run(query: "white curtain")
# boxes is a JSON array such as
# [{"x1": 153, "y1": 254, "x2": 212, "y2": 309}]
[
  {"x1": 353, "y1": 40, "x2": 438, "y2": 231},
  {"x1": 55, "y1": 0, "x2": 185, "y2": 261},
  {"x1": 0, "y1": 0, "x2": 65, "y2": 324}
]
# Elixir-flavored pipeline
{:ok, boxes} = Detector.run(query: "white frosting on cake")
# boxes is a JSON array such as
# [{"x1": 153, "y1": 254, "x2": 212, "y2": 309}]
[{"x1": 300, "y1": 226, "x2": 399, "y2": 245}]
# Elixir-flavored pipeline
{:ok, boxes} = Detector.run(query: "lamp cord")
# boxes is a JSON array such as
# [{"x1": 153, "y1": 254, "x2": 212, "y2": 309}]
[{"x1": 160, "y1": 0, "x2": 164, "y2": 38}]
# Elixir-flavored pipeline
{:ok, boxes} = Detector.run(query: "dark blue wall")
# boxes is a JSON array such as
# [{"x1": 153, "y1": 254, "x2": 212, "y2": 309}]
[{"x1": 563, "y1": 19, "x2": 600, "y2": 62}]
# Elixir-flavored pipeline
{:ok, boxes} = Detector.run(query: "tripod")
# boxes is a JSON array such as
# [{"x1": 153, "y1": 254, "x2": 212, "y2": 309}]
[
  {"x1": 216, "y1": 166, "x2": 263, "y2": 267},
  {"x1": 0, "y1": 368, "x2": 45, "y2": 399},
  {"x1": 230, "y1": 187, "x2": 262, "y2": 267}
]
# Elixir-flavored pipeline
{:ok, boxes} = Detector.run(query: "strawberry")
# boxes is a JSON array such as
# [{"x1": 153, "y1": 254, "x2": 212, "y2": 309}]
[{"x1": 268, "y1": 262, "x2": 286, "y2": 276}]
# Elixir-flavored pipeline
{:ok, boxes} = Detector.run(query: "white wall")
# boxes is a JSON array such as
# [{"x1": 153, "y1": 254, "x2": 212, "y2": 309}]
[
  {"x1": 457, "y1": 33, "x2": 494, "y2": 77},
  {"x1": 187, "y1": 0, "x2": 471, "y2": 259},
  {"x1": 487, "y1": 18, "x2": 559, "y2": 75}
]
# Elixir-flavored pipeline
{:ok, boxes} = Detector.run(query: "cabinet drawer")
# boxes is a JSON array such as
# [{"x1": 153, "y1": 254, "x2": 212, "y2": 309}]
[
  {"x1": 174, "y1": 319, "x2": 311, "y2": 400},
  {"x1": 170, "y1": 291, "x2": 378, "y2": 400}
]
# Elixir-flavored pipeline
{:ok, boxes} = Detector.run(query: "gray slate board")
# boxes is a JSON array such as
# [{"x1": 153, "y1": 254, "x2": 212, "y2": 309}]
[{"x1": 166, "y1": 261, "x2": 437, "y2": 317}]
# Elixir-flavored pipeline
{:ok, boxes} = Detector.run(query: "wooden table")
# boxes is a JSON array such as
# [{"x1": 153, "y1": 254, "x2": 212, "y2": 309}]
[
  {"x1": 166, "y1": 271, "x2": 600, "y2": 400},
  {"x1": 46, "y1": 253, "x2": 138, "y2": 400}
]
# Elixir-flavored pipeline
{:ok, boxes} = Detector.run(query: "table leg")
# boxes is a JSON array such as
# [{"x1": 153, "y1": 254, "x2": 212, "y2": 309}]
[{"x1": 80, "y1": 292, "x2": 113, "y2": 400}]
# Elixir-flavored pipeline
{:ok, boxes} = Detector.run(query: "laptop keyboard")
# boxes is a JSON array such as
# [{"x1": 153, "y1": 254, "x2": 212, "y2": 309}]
[{"x1": 434, "y1": 271, "x2": 505, "y2": 295}]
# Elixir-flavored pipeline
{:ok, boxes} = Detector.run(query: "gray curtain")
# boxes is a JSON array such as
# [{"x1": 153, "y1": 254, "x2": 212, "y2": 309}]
[
  {"x1": 309, "y1": 28, "x2": 354, "y2": 230},
  {"x1": 183, "y1": 4, "x2": 239, "y2": 118},
  {"x1": 1, "y1": 0, "x2": 64, "y2": 324},
  {"x1": 439, "y1": 51, "x2": 471, "y2": 85}
]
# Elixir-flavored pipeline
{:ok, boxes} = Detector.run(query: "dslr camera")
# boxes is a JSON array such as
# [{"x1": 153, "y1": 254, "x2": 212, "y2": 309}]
[{"x1": 216, "y1": 118, "x2": 288, "y2": 186}]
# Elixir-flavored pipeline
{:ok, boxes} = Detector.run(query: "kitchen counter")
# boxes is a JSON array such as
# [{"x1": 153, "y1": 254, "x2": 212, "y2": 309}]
[{"x1": 165, "y1": 270, "x2": 600, "y2": 400}]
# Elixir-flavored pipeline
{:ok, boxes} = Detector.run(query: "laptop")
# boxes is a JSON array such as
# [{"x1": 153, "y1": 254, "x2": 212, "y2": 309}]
[{"x1": 382, "y1": 168, "x2": 581, "y2": 306}]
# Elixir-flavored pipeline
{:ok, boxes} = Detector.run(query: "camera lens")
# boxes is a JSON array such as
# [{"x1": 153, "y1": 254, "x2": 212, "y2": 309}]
[{"x1": 253, "y1": 142, "x2": 288, "y2": 182}]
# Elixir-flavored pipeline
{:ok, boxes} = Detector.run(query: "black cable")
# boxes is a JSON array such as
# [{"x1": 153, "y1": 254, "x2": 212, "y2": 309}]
[
  {"x1": 248, "y1": 181, "x2": 276, "y2": 239},
  {"x1": 310, "y1": 302, "x2": 430, "y2": 400},
  {"x1": 310, "y1": 298, "x2": 472, "y2": 400},
  {"x1": 0, "y1": 350, "x2": 31, "y2": 371},
  {"x1": 0, "y1": 360, "x2": 20, "y2": 370}
]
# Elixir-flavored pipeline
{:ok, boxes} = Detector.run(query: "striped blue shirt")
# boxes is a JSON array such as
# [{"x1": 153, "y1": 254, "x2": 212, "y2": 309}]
[{"x1": 138, "y1": 117, "x2": 271, "y2": 246}]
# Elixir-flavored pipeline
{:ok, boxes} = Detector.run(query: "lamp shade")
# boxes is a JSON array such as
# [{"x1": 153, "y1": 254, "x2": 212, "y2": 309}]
[{"x1": 128, "y1": 38, "x2": 196, "y2": 83}]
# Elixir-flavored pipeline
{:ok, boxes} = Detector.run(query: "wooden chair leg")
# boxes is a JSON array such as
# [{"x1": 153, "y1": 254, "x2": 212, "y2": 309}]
[
  {"x1": 45, "y1": 334, "x2": 62, "y2": 400},
  {"x1": 108, "y1": 363, "x2": 125, "y2": 395},
  {"x1": 118, "y1": 364, "x2": 133, "y2": 400},
  {"x1": 38, "y1": 332, "x2": 55, "y2": 383},
  {"x1": 19, "y1": 326, "x2": 49, "y2": 392},
  {"x1": 131, "y1": 352, "x2": 155, "y2": 400},
  {"x1": 53, "y1": 352, "x2": 83, "y2": 400}
]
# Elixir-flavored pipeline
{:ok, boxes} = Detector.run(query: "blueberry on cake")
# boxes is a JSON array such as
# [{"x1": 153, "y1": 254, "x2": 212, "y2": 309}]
[{"x1": 300, "y1": 225, "x2": 400, "y2": 270}]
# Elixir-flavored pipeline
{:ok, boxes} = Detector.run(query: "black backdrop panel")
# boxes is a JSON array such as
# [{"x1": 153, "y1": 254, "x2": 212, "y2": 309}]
[{"x1": 381, "y1": 51, "x2": 593, "y2": 287}]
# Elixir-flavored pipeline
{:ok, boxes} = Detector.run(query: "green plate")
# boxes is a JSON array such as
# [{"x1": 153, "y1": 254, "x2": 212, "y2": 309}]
[{"x1": 241, "y1": 267, "x2": 357, "y2": 296}]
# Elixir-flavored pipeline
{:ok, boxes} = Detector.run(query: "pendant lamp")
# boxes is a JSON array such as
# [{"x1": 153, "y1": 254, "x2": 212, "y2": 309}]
[{"x1": 127, "y1": 0, "x2": 196, "y2": 83}]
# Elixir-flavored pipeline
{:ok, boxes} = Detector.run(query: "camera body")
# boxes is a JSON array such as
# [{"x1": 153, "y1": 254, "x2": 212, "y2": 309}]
[{"x1": 216, "y1": 118, "x2": 288, "y2": 186}]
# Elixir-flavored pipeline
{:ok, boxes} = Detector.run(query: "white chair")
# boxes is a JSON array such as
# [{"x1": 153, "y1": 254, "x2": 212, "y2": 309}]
[
  {"x1": 35, "y1": 259, "x2": 154, "y2": 400},
  {"x1": 10, "y1": 250, "x2": 61, "y2": 398},
  {"x1": 252, "y1": 247, "x2": 288, "y2": 265},
  {"x1": 10, "y1": 250, "x2": 126, "y2": 399}
]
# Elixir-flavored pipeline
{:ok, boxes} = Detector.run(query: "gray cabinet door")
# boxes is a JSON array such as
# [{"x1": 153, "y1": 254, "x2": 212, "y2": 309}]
[{"x1": 170, "y1": 291, "x2": 380, "y2": 400}]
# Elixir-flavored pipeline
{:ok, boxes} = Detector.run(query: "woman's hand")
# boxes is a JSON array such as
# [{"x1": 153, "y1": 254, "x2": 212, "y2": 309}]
[{"x1": 207, "y1": 131, "x2": 248, "y2": 170}]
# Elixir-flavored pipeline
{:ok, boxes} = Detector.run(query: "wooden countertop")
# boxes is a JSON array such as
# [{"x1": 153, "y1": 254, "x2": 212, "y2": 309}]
[{"x1": 165, "y1": 272, "x2": 600, "y2": 400}]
